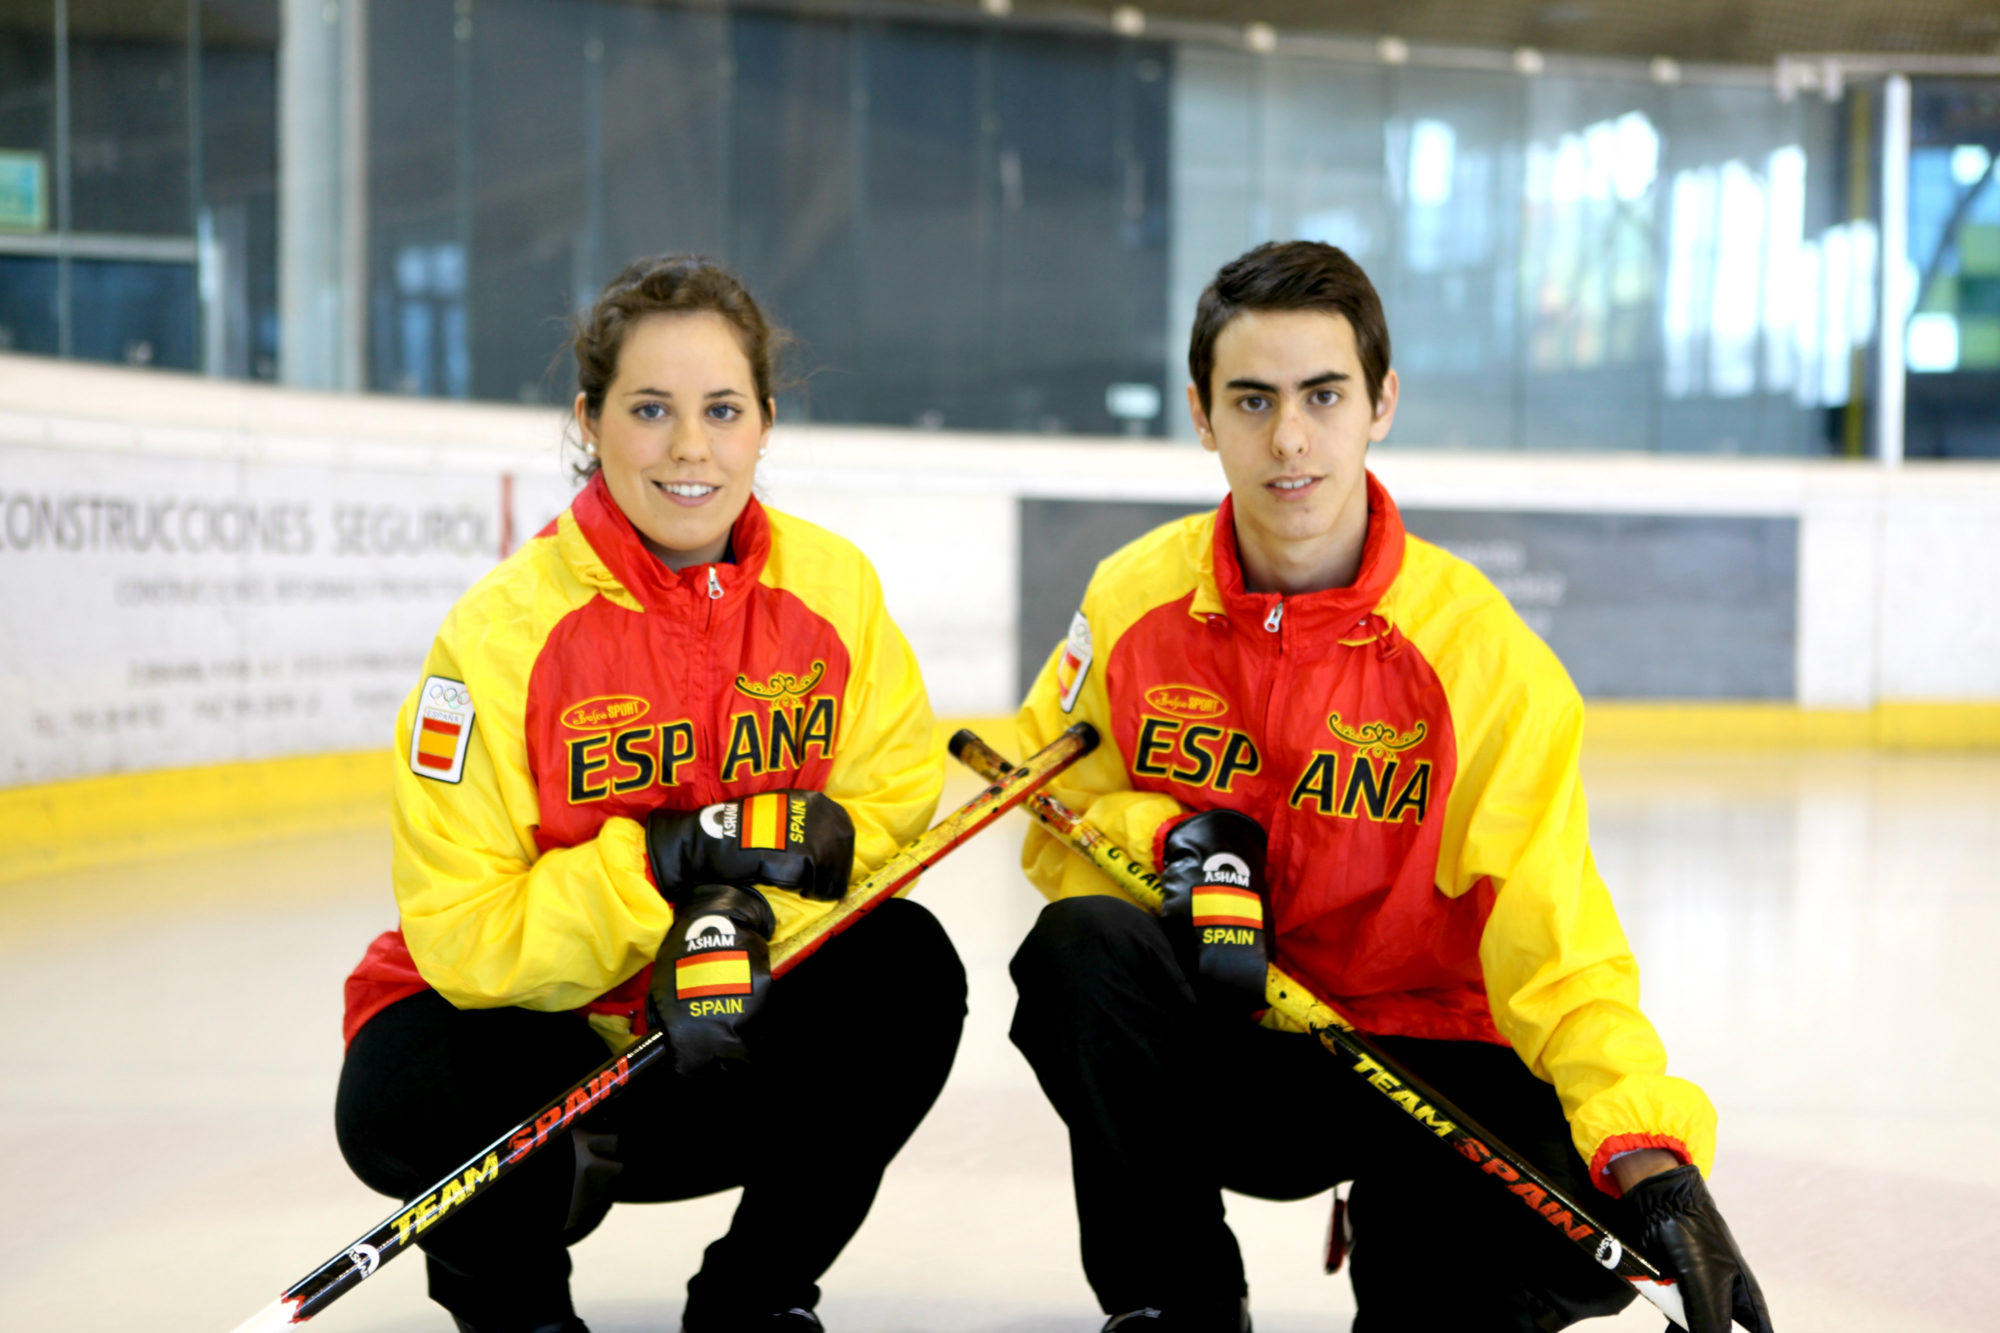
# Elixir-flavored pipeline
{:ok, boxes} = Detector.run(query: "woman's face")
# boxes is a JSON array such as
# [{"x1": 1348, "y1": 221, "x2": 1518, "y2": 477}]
[{"x1": 574, "y1": 311, "x2": 771, "y2": 570}]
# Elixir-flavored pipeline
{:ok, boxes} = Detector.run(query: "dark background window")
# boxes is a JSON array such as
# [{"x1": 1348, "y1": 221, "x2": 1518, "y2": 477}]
[
  {"x1": 69, "y1": 258, "x2": 198, "y2": 368},
  {"x1": 67, "y1": 0, "x2": 193, "y2": 237},
  {"x1": 363, "y1": 2, "x2": 1176, "y2": 434},
  {"x1": 0, "y1": 255, "x2": 58, "y2": 353}
]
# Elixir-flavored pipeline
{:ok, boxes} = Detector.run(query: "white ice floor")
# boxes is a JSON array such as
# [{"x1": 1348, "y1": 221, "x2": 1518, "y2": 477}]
[{"x1": 3, "y1": 749, "x2": 1996, "y2": 1333}]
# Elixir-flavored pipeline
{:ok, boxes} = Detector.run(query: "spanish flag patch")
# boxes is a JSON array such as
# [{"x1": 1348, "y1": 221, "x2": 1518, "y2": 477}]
[
  {"x1": 740, "y1": 792, "x2": 789, "y2": 850},
  {"x1": 1056, "y1": 610, "x2": 1093, "y2": 713},
  {"x1": 1191, "y1": 886, "x2": 1262, "y2": 930},
  {"x1": 414, "y1": 717, "x2": 461, "y2": 770},
  {"x1": 676, "y1": 950, "x2": 754, "y2": 999}
]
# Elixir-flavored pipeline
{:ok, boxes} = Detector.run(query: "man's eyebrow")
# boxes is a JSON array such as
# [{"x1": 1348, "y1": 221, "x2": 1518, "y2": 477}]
[{"x1": 1223, "y1": 372, "x2": 1350, "y2": 394}]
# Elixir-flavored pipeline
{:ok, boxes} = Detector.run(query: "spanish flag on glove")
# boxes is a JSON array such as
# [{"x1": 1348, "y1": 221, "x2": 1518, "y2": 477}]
[
  {"x1": 1158, "y1": 809, "x2": 1271, "y2": 1018},
  {"x1": 648, "y1": 883, "x2": 776, "y2": 1076},
  {"x1": 646, "y1": 790, "x2": 856, "y2": 904}
]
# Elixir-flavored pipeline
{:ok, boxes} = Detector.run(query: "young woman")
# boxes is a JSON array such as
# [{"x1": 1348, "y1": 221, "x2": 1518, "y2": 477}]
[
  {"x1": 1010, "y1": 241, "x2": 1772, "y2": 1333},
  {"x1": 335, "y1": 256, "x2": 962, "y2": 1333}
]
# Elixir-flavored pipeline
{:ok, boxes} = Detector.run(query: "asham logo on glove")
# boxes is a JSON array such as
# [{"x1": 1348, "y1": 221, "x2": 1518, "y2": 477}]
[
  {"x1": 698, "y1": 792, "x2": 792, "y2": 850},
  {"x1": 699, "y1": 801, "x2": 741, "y2": 840},
  {"x1": 1199, "y1": 852, "x2": 1252, "y2": 887},
  {"x1": 682, "y1": 914, "x2": 738, "y2": 950}
]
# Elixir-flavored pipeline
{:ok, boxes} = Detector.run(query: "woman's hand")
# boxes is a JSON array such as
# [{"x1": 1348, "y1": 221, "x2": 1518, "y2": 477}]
[
  {"x1": 647, "y1": 790, "x2": 855, "y2": 902},
  {"x1": 647, "y1": 883, "x2": 775, "y2": 1075}
]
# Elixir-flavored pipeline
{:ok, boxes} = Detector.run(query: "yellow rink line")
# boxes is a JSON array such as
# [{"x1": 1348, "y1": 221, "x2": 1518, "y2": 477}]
[
  {"x1": 2, "y1": 705, "x2": 1996, "y2": 886},
  {"x1": 1584, "y1": 701, "x2": 2000, "y2": 750}
]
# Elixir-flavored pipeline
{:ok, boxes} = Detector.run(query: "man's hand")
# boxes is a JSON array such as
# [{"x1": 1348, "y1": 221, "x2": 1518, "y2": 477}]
[
  {"x1": 1623, "y1": 1162, "x2": 1775, "y2": 1333},
  {"x1": 1158, "y1": 809, "x2": 1271, "y2": 1016},
  {"x1": 647, "y1": 790, "x2": 855, "y2": 902},
  {"x1": 647, "y1": 884, "x2": 775, "y2": 1076}
]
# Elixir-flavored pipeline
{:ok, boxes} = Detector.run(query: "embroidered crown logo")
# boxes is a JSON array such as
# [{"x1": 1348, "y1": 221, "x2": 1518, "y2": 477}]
[
  {"x1": 734, "y1": 660, "x2": 827, "y2": 702},
  {"x1": 1327, "y1": 712, "x2": 1427, "y2": 757}
]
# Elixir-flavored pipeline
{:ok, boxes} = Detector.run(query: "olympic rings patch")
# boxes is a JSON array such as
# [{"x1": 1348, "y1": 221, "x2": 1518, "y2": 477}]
[{"x1": 427, "y1": 681, "x2": 471, "y2": 708}]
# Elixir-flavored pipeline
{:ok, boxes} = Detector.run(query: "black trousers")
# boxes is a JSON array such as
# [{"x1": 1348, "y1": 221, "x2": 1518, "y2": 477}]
[
  {"x1": 1009, "y1": 896, "x2": 1637, "y2": 1333},
  {"x1": 336, "y1": 897, "x2": 966, "y2": 1331}
]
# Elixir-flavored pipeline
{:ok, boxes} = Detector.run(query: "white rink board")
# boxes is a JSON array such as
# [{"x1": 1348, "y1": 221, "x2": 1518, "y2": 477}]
[
  {"x1": 5, "y1": 353, "x2": 2000, "y2": 785},
  {"x1": 0, "y1": 441, "x2": 580, "y2": 784}
]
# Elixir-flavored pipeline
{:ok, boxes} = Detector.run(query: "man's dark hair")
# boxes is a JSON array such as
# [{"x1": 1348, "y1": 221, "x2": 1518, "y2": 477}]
[{"x1": 1188, "y1": 240, "x2": 1392, "y2": 415}]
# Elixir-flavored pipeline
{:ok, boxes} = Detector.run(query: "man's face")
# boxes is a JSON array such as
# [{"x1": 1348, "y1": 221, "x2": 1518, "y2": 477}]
[{"x1": 1188, "y1": 309, "x2": 1398, "y2": 588}]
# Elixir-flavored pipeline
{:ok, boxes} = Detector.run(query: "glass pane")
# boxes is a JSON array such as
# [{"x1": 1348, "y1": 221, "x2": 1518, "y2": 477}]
[
  {"x1": 957, "y1": 32, "x2": 1161, "y2": 434},
  {"x1": 0, "y1": 1, "x2": 58, "y2": 233},
  {"x1": 1168, "y1": 44, "x2": 1261, "y2": 434},
  {"x1": 68, "y1": 0, "x2": 193, "y2": 236},
  {"x1": 1263, "y1": 56, "x2": 1390, "y2": 269},
  {"x1": 1656, "y1": 82, "x2": 1837, "y2": 455},
  {"x1": 198, "y1": 0, "x2": 280, "y2": 380},
  {"x1": 984, "y1": 32, "x2": 1171, "y2": 436},
  {"x1": 597, "y1": 4, "x2": 729, "y2": 276},
  {"x1": 850, "y1": 20, "x2": 982, "y2": 429},
  {"x1": 70, "y1": 258, "x2": 197, "y2": 368},
  {"x1": 1170, "y1": 52, "x2": 1391, "y2": 441},
  {"x1": 1517, "y1": 74, "x2": 1664, "y2": 453},
  {"x1": 0, "y1": 255, "x2": 59, "y2": 353},
  {"x1": 729, "y1": 11, "x2": 858, "y2": 423},
  {"x1": 366, "y1": 0, "x2": 462, "y2": 396},
  {"x1": 1383, "y1": 67, "x2": 1523, "y2": 451},
  {"x1": 466, "y1": 0, "x2": 589, "y2": 404},
  {"x1": 1903, "y1": 78, "x2": 2000, "y2": 459}
]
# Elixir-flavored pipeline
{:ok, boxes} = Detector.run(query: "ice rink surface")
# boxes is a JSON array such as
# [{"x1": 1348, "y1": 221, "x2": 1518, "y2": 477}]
[{"x1": 2, "y1": 749, "x2": 1996, "y2": 1333}]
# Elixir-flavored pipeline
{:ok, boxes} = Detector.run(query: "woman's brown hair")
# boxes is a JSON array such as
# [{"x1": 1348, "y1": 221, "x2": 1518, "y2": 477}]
[{"x1": 570, "y1": 255, "x2": 790, "y2": 473}]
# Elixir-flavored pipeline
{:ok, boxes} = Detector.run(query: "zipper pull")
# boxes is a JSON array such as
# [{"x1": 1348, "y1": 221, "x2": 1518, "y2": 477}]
[
  {"x1": 707, "y1": 567, "x2": 723, "y2": 600},
  {"x1": 1264, "y1": 602, "x2": 1283, "y2": 633}
]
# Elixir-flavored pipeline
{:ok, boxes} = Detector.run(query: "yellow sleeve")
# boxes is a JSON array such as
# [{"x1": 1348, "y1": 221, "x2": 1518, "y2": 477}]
[
  {"x1": 1449, "y1": 655, "x2": 1718, "y2": 1191},
  {"x1": 392, "y1": 582, "x2": 672, "y2": 1013},
  {"x1": 753, "y1": 516, "x2": 943, "y2": 944},
  {"x1": 1017, "y1": 592, "x2": 1185, "y2": 905},
  {"x1": 818, "y1": 555, "x2": 944, "y2": 901}
]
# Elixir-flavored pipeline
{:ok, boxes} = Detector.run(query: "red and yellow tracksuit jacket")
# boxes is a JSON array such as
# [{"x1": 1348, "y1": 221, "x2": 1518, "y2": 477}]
[
  {"x1": 343, "y1": 471, "x2": 941, "y2": 1047},
  {"x1": 1018, "y1": 473, "x2": 1715, "y2": 1194}
]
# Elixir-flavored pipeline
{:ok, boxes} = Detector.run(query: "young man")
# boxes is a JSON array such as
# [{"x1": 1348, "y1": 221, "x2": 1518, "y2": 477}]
[{"x1": 1010, "y1": 241, "x2": 1773, "y2": 1333}]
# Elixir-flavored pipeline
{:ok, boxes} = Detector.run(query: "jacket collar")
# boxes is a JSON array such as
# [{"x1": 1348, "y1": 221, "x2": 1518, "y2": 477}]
[
  {"x1": 565, "y1": 470, "x2": 771, "y2": 612},
  {"x1": 1194, "y1": 471, "x2": 1406, "y2": 640}
]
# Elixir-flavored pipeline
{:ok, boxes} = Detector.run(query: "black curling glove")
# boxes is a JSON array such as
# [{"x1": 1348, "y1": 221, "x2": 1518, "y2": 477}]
[
  {"x1": 647, "y1": 790, "x2": 855, "y2": 903},
  {"x1": 647, "y1": 884, "x2": 776, "y2": 1076},
  {"x1": 1158, "y1": 809, "x2": 1271, "y2": 1016},
  {"x1": 1626, "y1": 1164, "x2": 1775, "y2": 1333}
]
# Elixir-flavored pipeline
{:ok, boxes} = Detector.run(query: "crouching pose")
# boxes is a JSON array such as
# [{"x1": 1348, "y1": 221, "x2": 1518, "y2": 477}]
[
  {"x1": 1011, "y1": 241, "x2": 1772, "y2": 1333},
  {"x1": 336, "y1": 257, "x2": 960, "y2": 1333}
]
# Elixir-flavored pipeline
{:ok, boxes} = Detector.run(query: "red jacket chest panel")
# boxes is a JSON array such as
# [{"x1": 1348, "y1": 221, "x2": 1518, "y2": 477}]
[
  {"x1": 1107, "y1": 595, "x2": 1495, "y2": 1040},
  {"x1": 524, "y1": 588, "x2": 851, "y2": 851}
]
